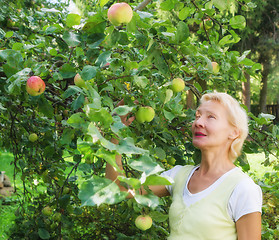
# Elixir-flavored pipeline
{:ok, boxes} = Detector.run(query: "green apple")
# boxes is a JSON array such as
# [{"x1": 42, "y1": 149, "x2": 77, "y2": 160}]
[
  {"x1": 171, "y1": 78, "x2": 185, "y2": 93},
  {"x1": 42, "y1": 206, "x2": 52, "y2": 216},
  {"x1": 144, "y1": 107, "x2": 155, "y2": 122},
  {"x1": 29, "y1": 133, "x2": 38, "y2": 142},
  {"x1": 107, "y1": 2, "x2": 133, "y2": 26},
  {"x1": 211, "y1": 61, "x2": 220, "y2": 74},
  {"x1": 53, "y1": 212, "x2": 62, "y2": 222},
  {"x1": 135, "y1": 215, "x2": 152, "y2": 231},
  {"x1": 74, "y1": 73, "x2": 86, "y2": 88},
  {"x1": 26, "y1": 76, "x2": 46, "y2": 96},
  {"x1": 200, "y1": 18, "x2": 213, "y2": 30},
  {"x1": 136, "y1": 107, "x2": 155, "y2": 123}
]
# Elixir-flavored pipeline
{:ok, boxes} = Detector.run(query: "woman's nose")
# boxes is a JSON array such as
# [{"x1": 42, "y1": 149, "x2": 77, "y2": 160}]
[{"x1": 194, "y1": 116, "x2": 204, "y2": 127}]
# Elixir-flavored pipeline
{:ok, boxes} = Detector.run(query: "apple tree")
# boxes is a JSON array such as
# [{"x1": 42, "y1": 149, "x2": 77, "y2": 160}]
[{"x1": 0, "y1": 0, "x2": 278, "y2": 239}]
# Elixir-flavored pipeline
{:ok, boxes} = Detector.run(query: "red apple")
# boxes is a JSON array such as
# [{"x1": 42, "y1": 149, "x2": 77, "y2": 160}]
[
  {"x1": 107, "y1": 2, "x2": 133, "y2": 26},
  {"x1": 135, "y1": 215, "x2": 152, "y2": 231},
  {"x1": 26, "y1": 76, "x2": 45, "y2": 96},
  {"x1": 171, "y1": 78, "x2": 185, "y2": 93},
  {"x1": 211, "y1": 61, "x2": 220, "y2": 74},
  {"x1": 74, "y1": 73, "x2": 86, "y2": 88}
]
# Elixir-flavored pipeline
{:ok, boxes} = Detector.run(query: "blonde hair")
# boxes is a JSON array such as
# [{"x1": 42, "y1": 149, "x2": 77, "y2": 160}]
[{"x1": 200, "y1": 92, "x2": 248, "y2": 162}]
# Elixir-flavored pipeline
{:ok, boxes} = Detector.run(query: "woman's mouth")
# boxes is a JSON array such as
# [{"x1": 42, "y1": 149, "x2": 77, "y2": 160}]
[{"x1": 194, "y1": 132, "x2": 206, "y2": 137}]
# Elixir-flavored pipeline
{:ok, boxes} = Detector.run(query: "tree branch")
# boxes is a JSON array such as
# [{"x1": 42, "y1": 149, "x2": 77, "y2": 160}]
[{"x1": 134, "y1": 0, "x2": 152, "y2": 11}]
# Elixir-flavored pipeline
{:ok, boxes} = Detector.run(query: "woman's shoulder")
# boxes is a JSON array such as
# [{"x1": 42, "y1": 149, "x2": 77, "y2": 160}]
[{"x1": 161, "y1": 165, "x2": 197, "y2": 178}]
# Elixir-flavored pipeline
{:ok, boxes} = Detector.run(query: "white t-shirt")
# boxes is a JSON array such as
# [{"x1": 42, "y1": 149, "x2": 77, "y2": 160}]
[{"x1": 161, "y1": 165, "x2": 262, "y2": 222}]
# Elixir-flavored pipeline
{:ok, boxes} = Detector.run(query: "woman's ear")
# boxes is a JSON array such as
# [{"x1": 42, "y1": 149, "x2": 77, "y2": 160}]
[{"x1": 229, "y1": 127, "x2": 240, "y2": 140}]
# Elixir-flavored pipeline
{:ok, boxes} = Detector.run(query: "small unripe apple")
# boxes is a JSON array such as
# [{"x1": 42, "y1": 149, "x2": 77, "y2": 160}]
[
  {"x1": 107, "y1": 2, "x2": 133, "y2": 26},
  {"x1": 171, "y1": 78, "x2": 185, "y2": 93},
  {"x1": 74, "y1": 73, "x2": 86, "y2": 88},
  {"x1": 135, "y1": 215, "x2": 152, "y2": 231},
  {"x1": 26, "y1": 76, "x2": 46, "y2": 96},
  {"x1": 29, "y1": 133, "x2": 38, "y2": 142},
  {"x1": 200, "y1": 18, "x2": 213, "y2": 30},
  {"x1": 211, "y1": 61, "x2": 220, "y2": 74},
  {"x1": 53, "y1": 212, "x2": 62, "y2": 222},
  {"x1": 144, "y1": 107, "x2": 155, "y2": 122},
  {"x1": 42, "y1": 206, "x2": 52, "y2": 216},
  {"x1": 136, "y1": 107, "x2": 155, "y2": 123}
]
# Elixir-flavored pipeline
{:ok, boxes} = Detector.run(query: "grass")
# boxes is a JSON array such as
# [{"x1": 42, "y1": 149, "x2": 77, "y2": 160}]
[{"x1": 247, "y1": 152, "x2": 276, "y2": 178}]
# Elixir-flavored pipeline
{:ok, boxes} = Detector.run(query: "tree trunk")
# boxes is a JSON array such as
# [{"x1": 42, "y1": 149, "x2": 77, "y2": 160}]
[
  {"x1": 242, "y1": 72, "x2": 251, "y2": 112},
  {"x1": 258, "y1": 52, "x2": 271, "y2": 113}
]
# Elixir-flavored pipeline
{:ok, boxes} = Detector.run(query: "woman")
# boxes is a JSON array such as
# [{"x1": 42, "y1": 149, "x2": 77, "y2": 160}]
[{"x1": 106, "y1": 92, "x2": 262, "y2": 240}]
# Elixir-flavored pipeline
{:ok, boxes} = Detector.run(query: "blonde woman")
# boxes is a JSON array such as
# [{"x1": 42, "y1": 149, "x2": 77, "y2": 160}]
[{"x1": 106, "y1": 92, "x2": 262, "y2": 240}]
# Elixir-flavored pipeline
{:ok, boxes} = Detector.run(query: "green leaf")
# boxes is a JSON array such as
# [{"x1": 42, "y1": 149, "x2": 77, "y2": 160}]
[
  {"x1": 160, "y1": 0, "x2": 175, "y2": 11},
  {"x1": 5, "y1": 31, "x2": 14, "y2": 38},
  {"x1": 143, "y1": 175, "x2": 173, "y2": 186},
  {"x1": 62, "y1": 31, "x2": 81, "y2": 47},
  {"x1": 99, "y1": 0, "x2": 110, "y2": 7},
  {"x1": 212, "y1": 0, "x2": 232, "y2": 11},
  {"x1": 112, "y1": 105, "x2": 135, "y2": 116},
  {"x1": 179, "y1": 7, "x2": 191, "y2": 21},
  {"x1": 149, "y1": 211, "x2": 169, "y2": 222},
  {"x1": 175, "y1": 21, "x2": 189, "y2": 43},
  {"x1": 118, "y1": 176, "x2": 141, "y2": 190},
  {"x1": 66, "y1": 13, "x2": 81, "y2": 27},
  {"x1": 95, "y1": 148, "x2": 122, "y2": 173},
  {"x1": 78, "y1": 176, "x2": 128, "y2": 206},
  {"x1": 67, "y1": 112, "x2": 87, "y2": 129},
  {"x1": 154, "y1": 147, "x2": 166, "y2": 160},
  {"x1": 62, "y1": 86, "x2": 82, "y2": 99},
  {"x1": 229, "y1": 15, "x2": 246, "y2": 29},
  {"x1": 164, "y1": 89, "x2": 173, "y2": 104},
  {"x1": 118, "y1": 138, "x2": 148, "y2": 155},
  {"x1": 81, "y1": 65, "x2": 97, "y2": 80},
  {"x1": 134, "y1": 193, "x2": 160, "y2": 208},
  {"x1": 133, "y1": 76, "x2": 148, "y2": 88},
  {"x1": 95, "y1": 51, "x2": 111, "y2": 68},
  {"x1": 38, "y1": 97, "x2": 54, "y2": 118},
  {"x1": 163, "y1": 109, "x2": 175, "y2": 121},
  {"x1": 7, "y1": 68, "x2": 31, "y2": 94},
  {"x1": 128, "y1": 155, "x2": 164, "y2": 176},
  {"x1": 38, "y1": 228, "x2": 50, "y2": 239},
  {"x1": 71, "y1": 94, "x2": 85, "y2": 111},
  {"x1": 60, "y1": 128, "x2": 75, "y2": 145},
  {"x1": 87, "y1": 108, "x2": 113, "y2": 128},
  {"x1": 152, "y1": 50, "x2": 169, "y2": 76},
  {"x1": 59, "y1": 63, "x2": 76, "y2": 78}
]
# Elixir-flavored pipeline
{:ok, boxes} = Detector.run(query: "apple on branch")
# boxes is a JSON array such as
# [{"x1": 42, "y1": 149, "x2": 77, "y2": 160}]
[
  {"x1": 171, "y1": 78, "x2": 185, "y2": 93},
  {"x1": 74, "y1": 73, "x2": 86, "y2": 88},
  {"x1": 107, "y1": 2, "x2": 133, "y2": 26},
  {"x1": 135, "y1": 215, "x2": 152, "y2": 231},
  {"x1": 211, "y1": 61, "x2": 220, "y2": 74},
  {"x1": 29, "y1": 133, "x2": 38, "y2": 142},
  {"x1": 136, "y1": 106, "x2": 155, "y2": 123},
  {"x1": 42, "y1": 206, "x2": 53, "y2": 216},
  {"x1": 26, "y1": 76, "x2": 45, "y2": 96},
  {"x1": 200, "y1": 18, "x2": 213, "y2": 31}
]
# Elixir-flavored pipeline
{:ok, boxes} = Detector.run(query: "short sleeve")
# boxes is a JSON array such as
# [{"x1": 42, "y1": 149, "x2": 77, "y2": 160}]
[
  {"x1": 228, "y1": 177, "x2": 263, "y2": 222},
  {"x1": 160, "y1": 165, "x2": 183, "y2": 195}
]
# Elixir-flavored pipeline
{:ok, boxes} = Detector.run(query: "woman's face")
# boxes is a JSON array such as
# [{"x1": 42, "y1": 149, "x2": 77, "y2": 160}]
[{"x1": 191, "y1": 100, "x2": 235, "y2": 150}]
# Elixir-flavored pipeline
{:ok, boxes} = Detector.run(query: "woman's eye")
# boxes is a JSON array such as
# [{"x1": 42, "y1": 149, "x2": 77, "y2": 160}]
[{"x1": 209, "y1": 115, "x2": 215, "y2": 119}]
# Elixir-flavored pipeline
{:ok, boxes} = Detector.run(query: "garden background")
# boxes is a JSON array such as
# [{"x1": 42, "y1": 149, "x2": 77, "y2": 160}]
[{"x1": 0, "y1": 0, "x2": 278, "y2": 239}]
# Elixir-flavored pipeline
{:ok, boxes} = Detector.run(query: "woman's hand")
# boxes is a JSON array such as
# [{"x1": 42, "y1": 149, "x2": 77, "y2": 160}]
[{"x1": 117, "y1": 98, "x2": 136, "y2": 127}]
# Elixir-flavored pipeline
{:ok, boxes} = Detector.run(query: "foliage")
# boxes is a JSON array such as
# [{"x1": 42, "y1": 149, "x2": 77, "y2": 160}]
[{"x1": 0, "y1": 0, "x2": 278, "y2": 239}]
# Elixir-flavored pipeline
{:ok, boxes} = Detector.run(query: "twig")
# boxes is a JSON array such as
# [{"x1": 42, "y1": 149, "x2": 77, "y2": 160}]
[{"x1": 134, "y1": 0, "x2": 152, "y2": 11}]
